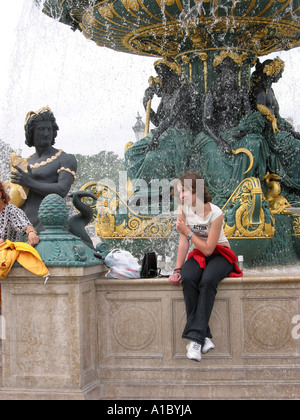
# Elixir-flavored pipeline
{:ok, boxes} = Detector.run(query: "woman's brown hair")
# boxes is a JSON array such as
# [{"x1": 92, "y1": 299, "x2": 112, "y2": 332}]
[
  {"x1": 176, "y1": 172, "x2": 212, "y2": 204},
  {"x1": 0, "y1": 182, "x2": 10, "y2": 204}
]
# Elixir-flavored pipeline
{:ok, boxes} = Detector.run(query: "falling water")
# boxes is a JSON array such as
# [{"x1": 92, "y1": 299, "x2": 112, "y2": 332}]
[
  {"x1": 0, "y1": 0, "x2": 156, "y2": 159},
  {"x1": 2, "y1": 0, "x2": 300, "y2": 158}
]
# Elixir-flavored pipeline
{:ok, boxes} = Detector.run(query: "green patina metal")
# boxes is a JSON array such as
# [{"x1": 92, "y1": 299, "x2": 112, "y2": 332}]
[
  {"x1": 36, "y1": 0, "x2": 300, "y2": 266},
  {"x1": 35, "y1": 194, "x2": 106, "y2": 267},
  {"x1": 40, "y1": 0, "x2": 300, "y2": 56}
]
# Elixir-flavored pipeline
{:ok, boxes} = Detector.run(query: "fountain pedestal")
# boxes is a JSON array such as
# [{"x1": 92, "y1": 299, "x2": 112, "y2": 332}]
[
  {"x1": 0, "y1": 265, "x2": 105, "y2": 400},
  {"x1": 1, "y1": 266, "x2": 300, "y2": 400},
  {"x1": 0, "y1": 194, "x2": 106, "y2": 400}
]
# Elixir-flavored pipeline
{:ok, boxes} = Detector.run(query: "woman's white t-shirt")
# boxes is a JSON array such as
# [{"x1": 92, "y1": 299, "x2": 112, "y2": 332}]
[{"x1": 182, "y1": 203, "x2": 228, "y2": 244}]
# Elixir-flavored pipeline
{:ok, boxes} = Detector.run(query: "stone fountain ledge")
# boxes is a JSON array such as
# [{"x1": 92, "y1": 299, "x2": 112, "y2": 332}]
[
  {"x1": 1, "y1": 264, "x2": 300, "y2": 400},
  {"x1": 243, "y1": 263, "x2": 300, "y2": 278},
  {"x1": 95, "y1": 269, "x2": 300, "y2": 400}
]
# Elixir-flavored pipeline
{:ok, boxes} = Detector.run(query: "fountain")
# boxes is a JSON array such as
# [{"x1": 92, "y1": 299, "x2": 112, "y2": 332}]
[
  {"x1": 38, "y1": 0, "x2": 300, "y2": 89},
  {"x1": 35, "y1": 0, "x2": 300, "y2": 267},
  {"x1": 1, "y1": 1, "x2": 300, "y2": 401}
]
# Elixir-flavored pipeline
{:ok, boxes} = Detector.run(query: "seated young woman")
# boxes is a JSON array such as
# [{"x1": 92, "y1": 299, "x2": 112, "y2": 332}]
[{"x1": 168, "y1": 172, "x2": 242, "y2": 362}]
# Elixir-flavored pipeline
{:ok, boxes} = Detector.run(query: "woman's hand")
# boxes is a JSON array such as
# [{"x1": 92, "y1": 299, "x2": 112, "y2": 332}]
[
  {"x1": 176, "y1": 217, "x2": 191, "y2": 237},
  {"x1": 168, "y1": 272, "x2": 181, "y2": 287},
  {"x1": 0, "y1": 238, "x2": 4, "y2": 244},
  {"x1": 26, "y1": 230, "x2": 40, "y2": 247}
]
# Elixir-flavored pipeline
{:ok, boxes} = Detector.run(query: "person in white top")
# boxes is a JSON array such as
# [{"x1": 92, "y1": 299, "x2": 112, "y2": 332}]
[{"x1": 169, "y1": 172, "x2": 237, "y2": 362}]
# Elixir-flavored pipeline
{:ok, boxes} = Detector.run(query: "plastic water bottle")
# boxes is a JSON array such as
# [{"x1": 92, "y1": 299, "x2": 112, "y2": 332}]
[
  {"x1": 238, "y1": 255, "x2": 244, "y2": 271},
  {"x1": 157, "y1": 255, "x2": 164, "y2": 274},
  {"x1": 165, "y1": 256, "x2": 172, "y2": 274}
]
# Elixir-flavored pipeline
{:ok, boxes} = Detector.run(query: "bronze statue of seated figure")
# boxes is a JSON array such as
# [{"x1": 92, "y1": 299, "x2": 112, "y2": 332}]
[{"x1": 11, "y1": 107, "x2": 77, "y2": 228}]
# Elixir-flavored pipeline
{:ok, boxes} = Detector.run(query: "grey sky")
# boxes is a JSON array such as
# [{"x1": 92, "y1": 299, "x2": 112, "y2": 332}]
[{"x1": 0, "y1": 0, "x2": 299, "y2": 158}]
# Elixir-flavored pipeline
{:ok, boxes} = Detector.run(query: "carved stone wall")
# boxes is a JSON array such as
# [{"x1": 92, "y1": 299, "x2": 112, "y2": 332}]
[
  {"x1": 96, "y1": 275, "x2": 300, "y2": 400},
  {"x1": 1, "y1": 268, "x2": 300, "y2": 399}
]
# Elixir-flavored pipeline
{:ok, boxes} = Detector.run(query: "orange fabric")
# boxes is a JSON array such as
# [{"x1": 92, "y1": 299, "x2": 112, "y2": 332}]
[{"x1": 188, "y1": 245, "x2": 243, "y2": 277}]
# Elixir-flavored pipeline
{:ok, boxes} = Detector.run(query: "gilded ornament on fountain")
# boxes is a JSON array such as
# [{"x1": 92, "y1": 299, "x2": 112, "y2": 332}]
[
  {"x1": 80, "y1": 181, "x2": 174, "y2": 240},
  {"x1": 41, "y1": 1, "x2": 300, "y2": 56}
]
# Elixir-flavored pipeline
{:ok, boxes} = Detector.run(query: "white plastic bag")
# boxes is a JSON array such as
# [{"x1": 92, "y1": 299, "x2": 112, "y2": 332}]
[{"x1": 104, "y1": 249, "x2": 141, "y2": 279}]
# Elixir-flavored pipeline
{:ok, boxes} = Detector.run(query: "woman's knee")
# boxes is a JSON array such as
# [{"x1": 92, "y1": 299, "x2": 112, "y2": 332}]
[
  {"x1": 200, "y1": 266, "x2": 227, "y2": 293},
  {"x1": 181, "y1": 258, "x2": 202, "y2": 286},
  {"x1": 200, "y1": 274, "x2": 218, "y2": 294}
]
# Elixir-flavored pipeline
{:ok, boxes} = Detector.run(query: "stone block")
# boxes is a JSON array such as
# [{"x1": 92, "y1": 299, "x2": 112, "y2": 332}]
[
  {"x1": 0, "y1": 265, "x2": 106, "y2": 400},
  {"x1": 1, "y1": 266, "x2": 300, "y2": 399}
]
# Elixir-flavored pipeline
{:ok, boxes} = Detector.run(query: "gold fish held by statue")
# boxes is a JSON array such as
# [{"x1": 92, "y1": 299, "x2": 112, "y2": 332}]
[{"x1": 6, "y1": 153, "x2": 29, "y2": 208}]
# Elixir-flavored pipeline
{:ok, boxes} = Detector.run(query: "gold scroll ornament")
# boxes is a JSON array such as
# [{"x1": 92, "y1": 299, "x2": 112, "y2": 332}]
[{"x1": 232, "y1": 148, "x2": 254, "y2": 175}]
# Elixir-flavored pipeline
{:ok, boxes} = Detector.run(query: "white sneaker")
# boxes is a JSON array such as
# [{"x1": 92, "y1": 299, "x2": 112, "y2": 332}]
[
  {"x1": 201, "y1": 338, "x2": 215, "y2": 354},
  {"x1": 186, "y1": 341, "x2": 202, "y2": 362}
]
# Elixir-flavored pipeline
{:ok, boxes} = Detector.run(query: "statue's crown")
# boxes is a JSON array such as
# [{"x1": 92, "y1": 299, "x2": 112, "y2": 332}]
[
  {"x1": 263, "y1": 58, "x2": 285, "y2": 77},
  {"x1": 24, "y1": 106, "x2": 54, "y2": 128},
  {"x1": 154, "y1": 58, "x2": 183, "y2": 75}
]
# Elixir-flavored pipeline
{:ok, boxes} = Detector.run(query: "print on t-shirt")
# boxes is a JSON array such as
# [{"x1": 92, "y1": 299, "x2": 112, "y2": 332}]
[{"x1": 190, "y1": 224, "x2": 209, "y2": 238}]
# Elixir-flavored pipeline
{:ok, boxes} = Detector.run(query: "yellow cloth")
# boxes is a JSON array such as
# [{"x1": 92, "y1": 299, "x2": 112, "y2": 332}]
[{"x1": 0, "y1": 240, "x2": 49, "y2": 280}]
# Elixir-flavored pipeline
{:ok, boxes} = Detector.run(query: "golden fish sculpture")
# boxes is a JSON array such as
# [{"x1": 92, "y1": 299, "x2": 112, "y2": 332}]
[{"x1": 5, "y1": 153, "x2": 29, "y2": 208}]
